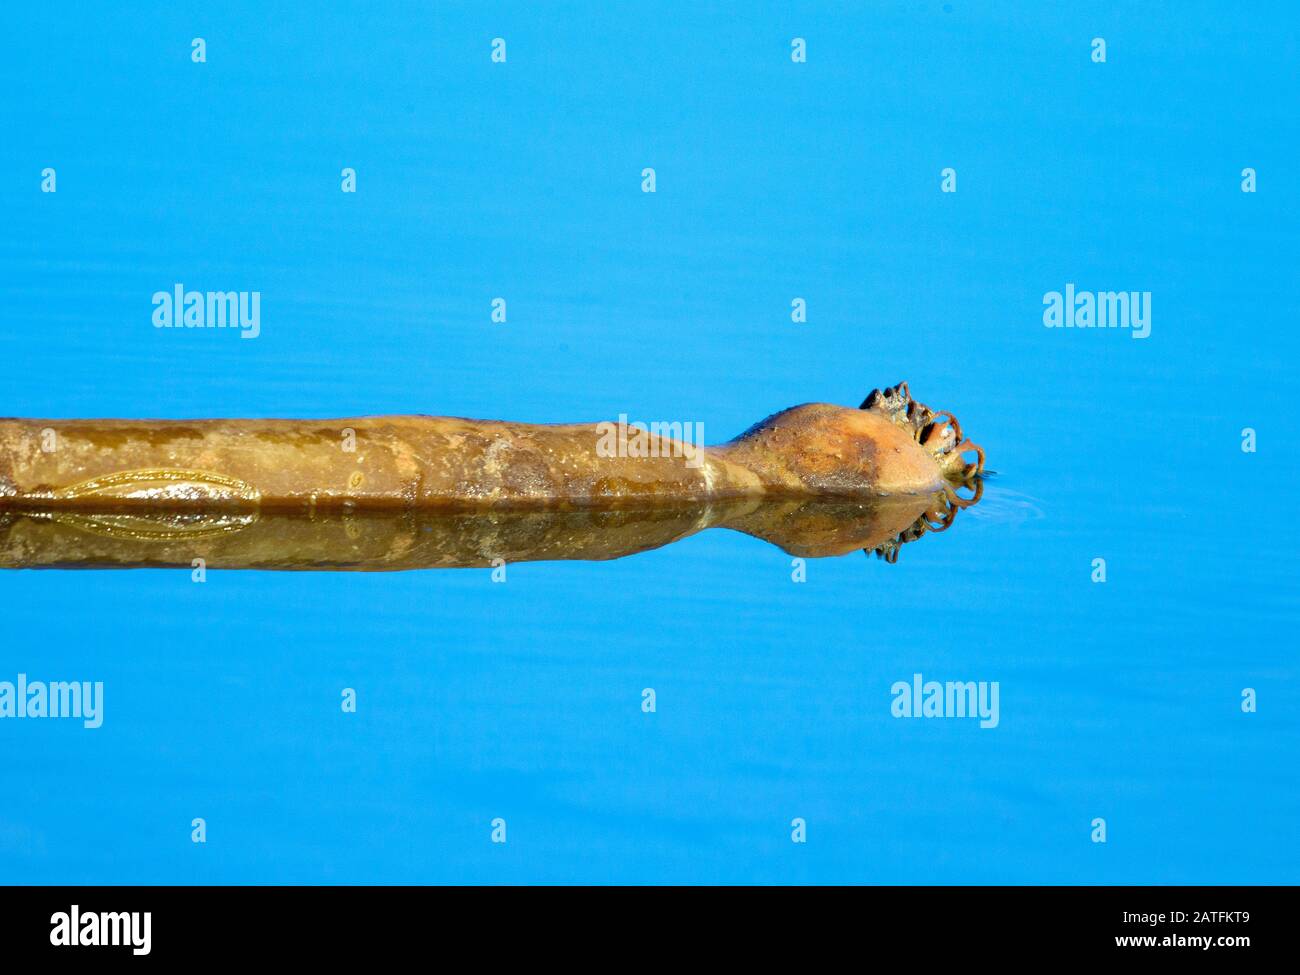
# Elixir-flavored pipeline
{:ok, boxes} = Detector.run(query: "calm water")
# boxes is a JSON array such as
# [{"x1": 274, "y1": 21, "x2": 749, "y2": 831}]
[{"x1": 1, "y1": 3, "x2": 1296, "y2": 884}]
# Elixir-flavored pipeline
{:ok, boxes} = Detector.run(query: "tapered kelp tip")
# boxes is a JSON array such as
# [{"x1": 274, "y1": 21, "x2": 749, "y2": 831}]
[{"x1": 859, "y1": 381, "x2": 986, "y2": 481}]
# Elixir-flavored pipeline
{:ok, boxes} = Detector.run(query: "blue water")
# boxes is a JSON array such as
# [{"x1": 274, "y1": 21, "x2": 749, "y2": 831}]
[{"x1": 1, "y1": 3, "x2": 1296, "y2": 884}]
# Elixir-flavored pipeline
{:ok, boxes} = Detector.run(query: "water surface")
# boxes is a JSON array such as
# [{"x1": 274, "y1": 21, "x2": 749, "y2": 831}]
[{"x1": 1, "y1": 3, "x2": 1296, "y2": 884}]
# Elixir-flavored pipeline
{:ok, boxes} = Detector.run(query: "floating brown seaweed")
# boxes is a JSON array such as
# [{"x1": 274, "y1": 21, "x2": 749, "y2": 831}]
[{"x1": 0, "y1": 383, "x2": 983, "y2": 569}]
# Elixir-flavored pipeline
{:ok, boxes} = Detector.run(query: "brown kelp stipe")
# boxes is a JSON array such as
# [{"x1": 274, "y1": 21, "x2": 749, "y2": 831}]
[{"x1": 0, "y1": 383, "x2": 985, "y2": 567}]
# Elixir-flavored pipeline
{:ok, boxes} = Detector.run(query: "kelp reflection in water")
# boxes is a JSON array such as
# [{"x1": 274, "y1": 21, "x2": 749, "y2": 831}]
[{"x1": 0, "y1": 483, "x2": 982, "y2": 571}]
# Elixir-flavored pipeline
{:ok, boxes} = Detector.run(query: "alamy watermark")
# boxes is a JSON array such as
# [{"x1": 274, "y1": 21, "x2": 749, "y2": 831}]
[
  {"x1": 0, "y1": 674, "x2": 103, "y2": 728},
  {"x1": 1043, "y1": 284, "x2": 1150, "y2": 339},
  {"x1": 50, "y1": 906, "x2": 150, "y2": 955},
  {"x1": 152, "y1": 284, "x2": 261, "y2": 338},
  {"x1": 595, "y1": 415, "x2": 705, "y2": 468},
  {"x1": 891, "y1": 673, "x2": 999, "y2": 729}
]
